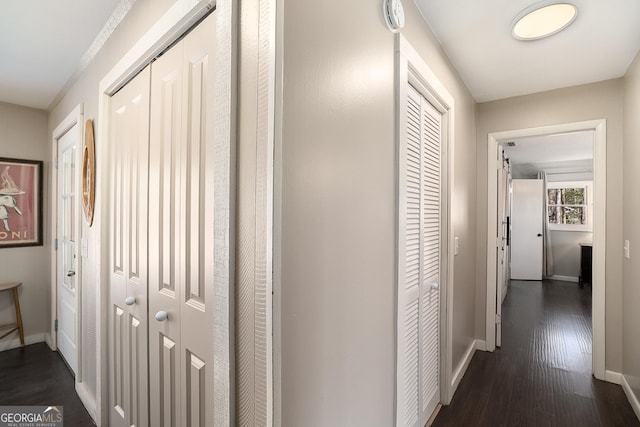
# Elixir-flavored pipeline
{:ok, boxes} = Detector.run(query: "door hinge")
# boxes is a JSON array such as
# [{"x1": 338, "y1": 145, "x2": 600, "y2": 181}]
[
  {"x1": 495, "y1": 313, "x2": 501, "y2": 325},
  {"x1": 54, "y1": 319, "x2": 58, "y2": 332}
]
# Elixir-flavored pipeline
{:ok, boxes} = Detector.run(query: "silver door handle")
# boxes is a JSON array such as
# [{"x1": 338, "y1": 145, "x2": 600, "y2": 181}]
[
  {"x1": 67, "y1": 270, "x2": 76, "y2": 277},
  {"x1": 125, "y1": 297, "x2": 136, "y2": 306},
  {"x1": 430, "y1": 283, "x2": 439, "y2": 291},
  {"x1": 155, "y1": 311, "x2": 168, "y2": 322}
]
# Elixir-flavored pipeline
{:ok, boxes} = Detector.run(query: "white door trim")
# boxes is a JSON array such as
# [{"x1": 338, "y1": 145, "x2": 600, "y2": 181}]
[
  {"x1": 50, "y1": 104, "x2": 85, "y2": 390},
  {"x1": 395, "y1": 35, "x2": 455, "y2": 408},
  {"x1": 485, "y1": 120, "x2": 606, "y2": 380},
  {"x1": 95, "y1": 1, "x2": 235, "y2": 425}
]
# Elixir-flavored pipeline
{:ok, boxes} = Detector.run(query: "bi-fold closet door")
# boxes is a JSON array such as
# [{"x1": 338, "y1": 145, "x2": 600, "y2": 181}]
[
  {"x1": 397, "y1": 83, "x2": 442, "y2": 427},
  {"x1": 109, "y1": 13, "x2": 216, "y2": 427}
]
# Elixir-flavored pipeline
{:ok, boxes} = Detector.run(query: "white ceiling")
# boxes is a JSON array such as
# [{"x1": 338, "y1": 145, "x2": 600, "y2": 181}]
[
  {"x1": 503, "y1": 131, "x2": 593, "y2": 164},
  {"x1": 3, "y1": 1, "x2": 640, "y2": 110},
  {"x1": 503, "y1": 130, "x2": 593, "y2": 177},
  {"x1": 0, "y1": 0, "x2": 123, "y2": 109},
  {"x1": 415, "y1": 0, "x2": 640, "y2": 102}
]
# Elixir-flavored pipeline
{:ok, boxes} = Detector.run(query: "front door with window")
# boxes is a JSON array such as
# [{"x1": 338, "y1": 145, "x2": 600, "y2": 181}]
[{"x1": 57, "y1": 124, "x2": 79, "y2": 374}]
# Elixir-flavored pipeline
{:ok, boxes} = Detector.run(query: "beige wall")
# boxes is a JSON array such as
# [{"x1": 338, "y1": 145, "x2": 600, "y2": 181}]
[
  {"x1": 475, "y1": 79, "x2": 625, "y2": 372},
  {"x1": 47, "y1": 0, "x2": 178, "y2": 411},
  {"x1": 0, "y1": 102, "x2": 49, "y2": 349},
  {"x1": 550, "y1": 231, "x2": 592, "y2": 279},
  {"x1": 623, "y1": 52, "x2": 640, "y2": 400},
  {"x1": 279, "y1": 0, "x2": 477, "y2": 424}
]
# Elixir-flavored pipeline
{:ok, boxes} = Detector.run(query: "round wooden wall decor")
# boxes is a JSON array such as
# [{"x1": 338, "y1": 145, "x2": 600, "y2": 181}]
[{"x1": 82, "y1": 119, "x2": 96, "y2": 226}]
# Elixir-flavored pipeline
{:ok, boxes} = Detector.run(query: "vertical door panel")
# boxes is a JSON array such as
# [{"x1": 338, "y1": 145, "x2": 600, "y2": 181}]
[
  {"x1": 112, "y1": 306, "x2": 125, "y2": 420},
  {"x1": 109, "y1": 66, "x2": 151, "y2": 427},
  {"x1": 420, "y1": 99, "x2": 440, "y2": 421},
  {"x1": 149, "y1": 42, "x2": 184, "y2": 427},
  {"x1": 160, "y1": 335, "x2": 178, "y2": 427},
  {"x1": 398, "y1": 85, "x2": 424, "y2": 427},
  {"x1": 180, "y1": 15, "x2": 216, "y2": 427},
  {"x1": 149, "y1": 14, "x2": 217, "y2": 427}
]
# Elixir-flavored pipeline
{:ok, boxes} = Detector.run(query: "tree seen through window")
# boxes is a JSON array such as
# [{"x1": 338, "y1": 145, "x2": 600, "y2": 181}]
[{"x1": 547, "y1": 187, "x2": 586, "y2": 225}]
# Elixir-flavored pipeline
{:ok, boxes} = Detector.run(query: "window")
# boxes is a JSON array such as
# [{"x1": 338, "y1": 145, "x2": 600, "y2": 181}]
[{"x1": 547, "y1": 181, "x2": 592, "y2": 231}]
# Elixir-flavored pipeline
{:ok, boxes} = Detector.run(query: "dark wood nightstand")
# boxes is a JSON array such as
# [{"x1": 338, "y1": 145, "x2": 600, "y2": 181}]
[{"x1": 579, "y1": 243, "x2": 592, "y2": 288}]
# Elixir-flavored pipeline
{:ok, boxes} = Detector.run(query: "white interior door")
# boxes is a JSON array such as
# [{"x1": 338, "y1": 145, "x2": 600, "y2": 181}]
[
  {"x1": 511, "y1": 179, "x2": 543, "y2": 280},
  {"x1": 108, "y1": 65, "x2": 151, "y2": 427},
  {"x1": 57, "y1": 125, "x2": 79, "y2": 374},
  {"x1": 495, "y1": 152, "x2": 510, "y2": 347},
  {"x1": 397, "y1": 84, "x2": 441, "y2": 427},
  {"x1": 148, "y1": 13, "x2": 216, "y2": 427}
]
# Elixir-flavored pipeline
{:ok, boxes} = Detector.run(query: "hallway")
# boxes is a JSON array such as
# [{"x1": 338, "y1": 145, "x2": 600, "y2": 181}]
[
  {"x1": 0, "y1": 343, "x2": 94, "y2": 425},
  {"x1": 433, "y1": 280, "x2": 639, "y2": 426}
]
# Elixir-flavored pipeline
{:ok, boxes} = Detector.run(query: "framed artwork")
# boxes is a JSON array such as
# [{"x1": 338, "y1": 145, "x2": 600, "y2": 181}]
[{"x1": 0, "y1": 157, "x2": 43, "y2": 248}]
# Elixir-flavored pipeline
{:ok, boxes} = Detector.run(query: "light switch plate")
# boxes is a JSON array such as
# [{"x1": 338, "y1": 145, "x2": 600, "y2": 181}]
[{"x1": 624, "y1": 240, "x2": 630, "y2": 259}]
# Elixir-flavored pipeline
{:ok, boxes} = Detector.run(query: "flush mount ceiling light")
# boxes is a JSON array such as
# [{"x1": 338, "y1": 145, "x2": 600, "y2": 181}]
[{"x1": 512, "y1": 2, "x2": 578, "y2": 41}]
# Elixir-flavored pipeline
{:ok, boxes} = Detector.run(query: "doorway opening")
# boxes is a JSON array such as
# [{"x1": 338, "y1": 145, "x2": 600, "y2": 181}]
[{"x1": 486, "y1": 120, "x2": 606, "y2": 380}]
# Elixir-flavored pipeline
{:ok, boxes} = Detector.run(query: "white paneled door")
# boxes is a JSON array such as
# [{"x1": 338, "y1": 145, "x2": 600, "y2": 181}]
[
  {"x1": 147, "y1": 13, "x2": 216, "y2": 427},
  {"x1": 108, "y1": 12, "x2": 217, "y2": 427},
  {"x1": 57, "y1": 123, "x2": 79, "y2": 375},
  {"x1": 511, "y1": 179, "x2": 543, "y2": 281},
  {"x1": 397, "y1": 84, "x2": 442, "y2": 427},
  {"x1": 109, "y1": 65, "x2": 151, "y2": 427}
]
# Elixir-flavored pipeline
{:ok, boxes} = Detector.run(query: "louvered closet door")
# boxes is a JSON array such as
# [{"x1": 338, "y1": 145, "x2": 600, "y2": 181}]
[
  {"x1": 397, "y1": 84, "x2": 441, "y2": 427},
  {"x1": 109, "y1": 65, "x2": 151, "y2": 427},
  {"x1": 148, "y1": 12, "x2": 216, "y2": 427},
  {"x1": 419, "y1": 91, "x2": 441, "y2": 423}
]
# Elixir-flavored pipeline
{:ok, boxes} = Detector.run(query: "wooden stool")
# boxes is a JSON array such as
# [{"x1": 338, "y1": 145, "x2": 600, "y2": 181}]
[{"x1": 0, "y1": 282, "x2": 24, "y2": 346}]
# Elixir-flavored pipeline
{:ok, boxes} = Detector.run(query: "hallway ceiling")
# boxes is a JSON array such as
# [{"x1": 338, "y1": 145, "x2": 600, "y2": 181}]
[
  {"x1": 0, "y1": 0, "x2": 124, "y2": 110},
  {"x1": 3, "y1": 1, "x2": 640, "y2": 110},
  {"x1": 415, "y1": 0, "x2": 640, "y2": 102}
]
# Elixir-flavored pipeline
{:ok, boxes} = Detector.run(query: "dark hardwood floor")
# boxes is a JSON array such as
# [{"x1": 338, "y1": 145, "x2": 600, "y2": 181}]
[
  {"x1": 0, "y1": 342, "x2": 95, "y2": 426},
  {"x1": 434, "y1": 279, "x2": 639, "y2": 427}
]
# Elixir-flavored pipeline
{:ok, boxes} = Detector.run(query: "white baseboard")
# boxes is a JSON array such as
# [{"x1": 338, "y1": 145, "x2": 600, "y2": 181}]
[
  {"x1": 475, "y1": 340, "x2": 487, "y2": 352},
  {"x1": 76, "y1": 381, "x2": 98, "y2": 424},
  {"x1": 605, "y1": 370, "x2": 622, "y2": 385},
  {"x1": 548, "y1": 275, "x2": 579, "y2": 283},
  {"x1": 622, "y1": 374, "x2": 640, "y2": 422},
  {"x1": 450, "y1": 339, "x2": 478, "y2": 399},
  {"x1": 0, "y1": 333, "x2": 45, "y2": 352}
]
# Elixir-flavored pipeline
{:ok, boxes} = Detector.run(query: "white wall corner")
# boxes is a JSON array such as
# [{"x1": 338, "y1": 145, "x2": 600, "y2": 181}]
[
  {"x1": 604, "y1": 370, "x2": 622, "y2": 385},
  {"x1": 622, "y1": 374, "x2": 640, "y2": 421},
  {"x1": 450, "y1": 339, "x2": 478, "y2": 399},
  {"x1": 44, "y1": 332, "x2": 54, "y2": 350}
]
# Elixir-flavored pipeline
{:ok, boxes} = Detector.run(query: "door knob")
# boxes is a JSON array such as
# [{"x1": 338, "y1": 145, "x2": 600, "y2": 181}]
[
  {"x1": 430, "y1": 283, "x2": 439, "y2": 291},
  {"x1": 125, "y1": 296, "x2": 136, "y2": 306},
  {"x1": 155, "y1": 311, "x2": 169, "y2": 322},
  {"x1": 67, "y1": 270, "x2": 76, "y2": 277}
]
